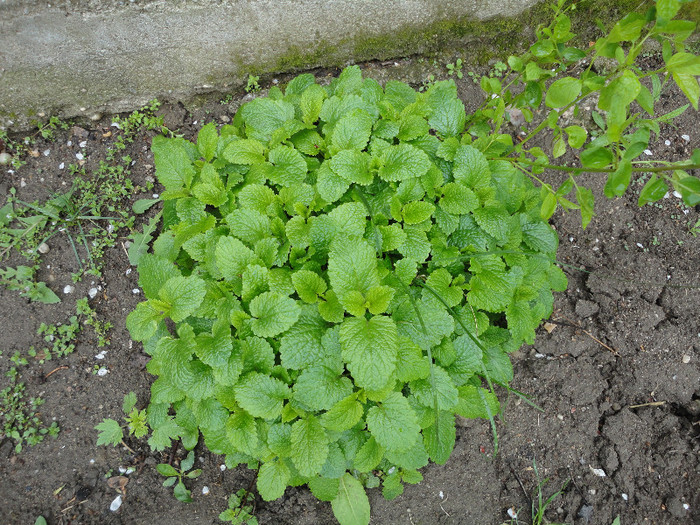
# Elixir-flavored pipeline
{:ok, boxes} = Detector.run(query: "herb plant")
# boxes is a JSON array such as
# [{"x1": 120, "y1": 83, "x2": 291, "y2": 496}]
[
  {"x1": 124, "y1": 1, "x2": 699, "y2": 524},
  {"x1": 95, "y1": 392, "x2": 149, "y2": 447},
  {"x1": 157, "y1": 450, "x2": 202, "y2": 503}
]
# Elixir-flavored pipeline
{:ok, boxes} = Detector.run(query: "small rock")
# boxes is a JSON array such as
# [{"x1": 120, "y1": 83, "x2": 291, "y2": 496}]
[
  {"x1": 664, "y1": 139, "x2": 671, "y2": 146},
  {"x1": 575, "y1": 299, "x2": 600, "y2": 318},
  {"x1": 622, "y1": 493, "x2": 628, "y2": 501},
  {"x1": 63, "y1": 284, "x2": 75, "y2": 294},
  {"x1": 37, "y1": 242, "x2": 50, "y2": 254},
  {"x1": 220, "y1": 115, "x2": 231, "y2": 123},
  {"x1": 97, "y1": 367, "x2": 109, "y2": 376},
  {"x1": 644, "y1": 149, "x2": 653, "y2": 156},
  {"x1": 88, "y1": 287, "x2": 99, "y2": 299},
  {"x1": 42, "y1": 149, "x2": 50, "y2": 156},
  {"x1": 132, "y1": 288, "x2": 140, "y2": 295},
  {"x1": 202, "y1": 486, "x2": 210, "y2": 495},
  {"x1": 682, "y1": 354, "x2": 691, "y2": 364},
  {"x1": 578, "y1": 503, "x2": 594, "y2": 524},
  {"x1": 590, "y1": 467, "x2": 606, "y2": 477},
  {"x1": 110, "y1": 495, "x2": 122, "y2": 512},
  {"x1": 673, "y1": 191, "x2": 682, "y2": 199},
  {"x1": 681, "y1": 134, "x2": 690, "y2": 142},
  {"x1": 75, "y1": 152, "x2": 84, "y2": 160},
  {"x1": 59, "y1": 162, "x2": 65, "y2": 170},
  {"x1": 90, "y1": 113, "x2": 102, "y2": 121},
  {"x1": 79, "y1": 140, "x2": 87, "y2": 148},
  {"x1": 71, "y1": 126, "x2": 89, "y2": 139},
  {"x1": 219, "y1": 464, "x2": 226, "y2": 471},
  {"x1": 0, "y1": 152, "x2": 12, "y2": 165}
]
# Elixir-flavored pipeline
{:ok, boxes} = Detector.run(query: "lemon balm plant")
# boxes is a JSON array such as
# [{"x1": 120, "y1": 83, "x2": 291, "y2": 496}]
[{"x1": 121, "y1": 1, "x2": 699, "y2": 523}]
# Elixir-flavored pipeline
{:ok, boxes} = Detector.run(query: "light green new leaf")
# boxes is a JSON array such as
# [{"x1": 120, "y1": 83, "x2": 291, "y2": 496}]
[
  {"x1": 424, "y1": 411, "x2": 456, "y2": 465},
  {"x1": 235, "y1": 372, "x2": 290, "y2": 420},
  {"x1": 366, "y1": 391, "x2": 421, "y2": 452},
  {"x1": 152, "y1": 136, "x2": 195, "y2": 192},
  {"x1": 216, "y1": 236, "x2": 258, "y2": 280},
  {"x1": 292, "y1": 270, "x2": 327, "y2": 303},
  {"x1": 197, "y1": 122, "x2": 218, "y2": 162},
  {"x1": 428, "y1": 97, "x2": 466, "y2": 138},
  {"x1": 223, "y1": 138, "x2": 266, "y2": 165},
  {"x1": 290, "y1": 416, "x2": 329, "y2": 477},
  {"x1": 576, "y1": 186, "x2": 595, "y2": 229},
  {"x1": 159, "y1": 276, "x2": 206, "y2": 322},
  {"x1": 268, "y1": 145, "x2": 308, "y2": 187},
  {"x1": 95, "y1": 419, "x2": 123, "y2": 447},
  {"x1": 249, "y1": 292, "x2": 301, "y2": 338},
  {"x1": 439, "y1": 182, "x2": 478, "y2": 215},
  {"x1": 331, "y1": 473, "x2": 371, "y2": 525},
  {"x1": 410, "y1": 365, "x2": 459, "y2": 411},
  {"x1": 137, "y1": 253, "x2": 181, "y2": 298},
  {"x1": 330, "y1": 150, "x2": 373, "y2": 185},
  {"x1": 320, "y1": 394, "x2": 364, "y2": 432},
  {"x1": 126, "y1": 300, "x2": 165, "y2": 342},
  {"x1": 401, "y1": 201, "x2": 435, "y2": 225},
  {"x1": 339, "y1": 316, "x2": 398, "y2": 391},
  {"x1": 293, "y1": 366, "x2": 353, "y2": 411},
  {"x1": 332, "y1": 109, "x2": 374, "y2": 151},
  {"x1": 328, "y1": 237, "x2": 380, "y2": 312},
  {"x1": 225, "y1": 208, "x2": 272, "y2": 246},
  {"x1": 564, "y1": 125, "x2": 587, "y2": 149}
]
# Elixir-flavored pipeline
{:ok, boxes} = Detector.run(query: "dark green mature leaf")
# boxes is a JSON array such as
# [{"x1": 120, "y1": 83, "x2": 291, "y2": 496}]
[{"x1": 339, "y1": 315, "x2": 398, "y2": 391}]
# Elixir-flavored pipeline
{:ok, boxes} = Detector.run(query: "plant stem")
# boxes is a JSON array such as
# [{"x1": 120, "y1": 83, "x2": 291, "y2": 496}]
[{"x1": 496, "y1": 157, "x2": 700, "y2": 174}]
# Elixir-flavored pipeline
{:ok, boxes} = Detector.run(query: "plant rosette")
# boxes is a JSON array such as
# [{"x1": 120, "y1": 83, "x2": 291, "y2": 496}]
[{"x1": 126, "y1": 66, "x2": 566, "y2": 523}]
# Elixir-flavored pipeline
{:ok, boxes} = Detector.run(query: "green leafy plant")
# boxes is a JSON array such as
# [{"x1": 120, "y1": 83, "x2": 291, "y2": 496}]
[
  {"x1": 446, "y1": 58, "x2": 463, "y2": 79},
  {"x1": 95, "y1": 392, "x2": 149, "y2": 447},
  {"x1": 530, "y1": 460, "x2": 569, "y2": 525},
  {"x1": 76, "y1": 297, "x2": 113, "y2": 347},
  {"x1": 0, "y1": 265, "x2": 60, "y2": 304},
  {"x1": 121, "y1": 1, "x2": 699, "y2": 523},
  {"x1": 157, "y1": 450, "x2": 202, "y2": 503},
  {"x1": 220, "y1": 488, "x2": 258, "y2": 524},
  {"x1": 246, "y1": 75, "x2": 261, "y2": 94}
]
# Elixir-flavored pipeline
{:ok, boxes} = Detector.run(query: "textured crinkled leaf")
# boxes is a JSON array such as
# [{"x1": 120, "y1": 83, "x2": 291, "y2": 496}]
[
  {"x1": 339, "y1": 316, "x2": 398, "y2": 390},
  {"x1": 401, "y1": 201, "x2": 435, "y2": 225},
  {"x1": 148, "y1": 417, "x2": 183, "y2": 451},
  {"x1": 294, "y1": 366, "x2": 353, "y2": 412},
  {"x1": 225, "y1": 208, "x2": 272, "y2": 246},
  {"x1": 197, "y1": 122, "x2": 218, "y2": 161},
  {"x1": 137, "y1": 253, "x2": 181, "y2": 298},
  {"x1": 258, "y1": 460, "x2": 291, "y2": 501},
  {"x1": 152, "y1": 136, "x2": 195, "y2": 192},
  {"x1": 455, "y1": 385, "x2": 500, "y2": 419},
  {"x1": 428, "y1": 97, "x2": 466, "y2": 138},
  {"x1": 290, "y1": 416, "x2": 329, "y2": 477},
  {"x1": 240, "y1": 98, "x2": 295, "y2": 142},
  {"x1": 329, "y1": 150, "x2": 373, "y2": 185},
  {"x1": 320, "y1": 394, "x2": 363, "y2": 432},
  {"x1": 384, "y1": 436, "x2": 429, "y2": 471},
  {"x1": 410, "y1": 365, "x2": 459, "y2": 411},
  {"x1": 158, "y1": 276, "x2": 206, "y2": 322},
  {"x1": 424, "y1": 268, "x2": 463, "y2": 308},
  {"x1": 317, "y1": 162, "x2": 350, "y2": 203},
  {"x1": 521, "y1": 220, "x2": 558, "y2": 254},
  {"x1": 424, "y1": 411, "x2": 456, "y2": 464},
  {"x1": 268, "y1": 145, "x2": 308, "y2": 187},
  {"x1": 226, "y1": 411, "x2": 258, "y2": 456},
  {"x1": 241, "y1": 264, "x2": 270, "y2": 302},
  {"x1": 301, "y1": 83, "x2": 326, "y2": 124},
  {"x1": 473, "y1": 204, "x2": 512, "y2": 244},
  {"x1": 309, "y1": 476, "x2": 340, "y2": 502},
  {"x1": 366, "y1": 391, "x2": 421, "y2": 452},
  {"x1": 249, "y1": 292, "x2": 301, "y2": 338},
  {"x1": 279, "y1": 306, "x2": 327, "y2": 369},
  {"x1": 223, "y1": 138, "x2": 266, "y2": 165},
  {"x1": 398, "y1": 226, "x2": 431, "y2": 262},
  {"x1": 483, "y1": 345, "x2": 514, "y2": 383},
  {"x1": 378, "y1": 144, "x2": 431, "y2": 182},
  {"x1": 439, "y1": 182, "x2": 478, "y2": 215},
  {"x1": 395, "y1": 337, "x2": 431, "y2": 382},
  {"x1": 332, "y1": 109, "x2": 374, "y2": 151},
  {"x1": 191, "y1": 397, "x2": 228, "y2": 430},
  {"x1": 234, "y1": 372, "x2": 290, "y2": 420},
  {"x1": 95, "y1": 419, "x2": 123, "y2": 447},
  {"x1": 393, "y1": 297, "x2": 454, "y2": 351},
  {"x1": 467, "y1": 256, "x2": 519, "y2": 312},
  {"x1": 453, "y1": 145, "x2": 490, "y2": 188},
  {"x1": 292, "y1": 270, "x2": 327, "y2": 303},
  {"x1": 195, "y1": 320, "x2": 233, "y2": 368},
  {"x1": 216, "y1": 236, "x2": 258, "y2": 280},
  {"x1": 328, "y1": 237, "x2": 380, "y2": 312},
  {"x1": 238, "y1": 184, "x2": 277, "y2": 214},
  {"x1": 127, "y1": 301, "x2": 165, "y2": 342}
]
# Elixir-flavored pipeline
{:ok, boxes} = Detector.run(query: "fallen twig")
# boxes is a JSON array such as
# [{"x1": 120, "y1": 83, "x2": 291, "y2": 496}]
[{"x1": 45, "y1": 365, "x2": 69, "y2": 379}]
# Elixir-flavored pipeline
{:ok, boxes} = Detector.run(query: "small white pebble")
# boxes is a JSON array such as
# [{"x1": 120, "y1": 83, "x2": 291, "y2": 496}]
[
  {"x1": 557, "y1": 414, "x2": 564, "y2": 421},
  {"x1": 220, "y1": 464, "x2": 227, "y2": 472},
  {"x1": 202, "y1": 486, "x2": 210, "y2": 495},
  {"x1": 20, "y1": 178, "x2": 27, "y2": 187},
  {"x1": 663, "y1": 192, "x2": 671, "y2": 199},
  {"x1": 90, "y1": 459, "x2": 95, "y2": 464},
  {"x1": 673, "y1": 191, "x2": 682, "y2": 199},
  {"x1": 507, "y1": 508, "x2": 518, "y2": 519},
  {"x1": 132, "y1": 288, "x2": 140, "y2": 295},
  {"x1": 79, "y1": 140, "x2": 87, "y2": 148},
  {"x1": 59, "y1": 162, "x2": 65, "y2": 170},
  {"x1": 111, "y1": 122, "x2": 121, "y2": 129},
  {"x1": 119, "y1": 466, "x2": 127, "y2": 474},
  {"x1": 63, "y1": 285, "x2": 75, "y2": 294},
  {"x1": 664, "y1": 139, "x2": 671, "y2": 146},
  {"x1": 681, "y1": 134, "x2": 690, "y2": 142},
  {"x1": 88, "y1": 287, "x2": 99, "y2": 299},
  {"x1": 569, "y1": 236, "x2": 574, "y2": 242},
  {"x1": 590, "y1": 467, "x2": 606, "y2": 477},
  {"x1": 97, "y1": 367, "x2": 109, "y2": 376},
  {"x1": 622, "y1": 493, "x2": 628, "y2": 501},
  {"x1": 75, "y1": 152, "x2": 84, "y2": 160},
  {"x1": 644, "y1": 149, "x2": 653, "y2": 156},
  {"x1": 682, "y1": 355, "x2": 691, "y2": 364},
  {"x1": 152, "y1": 193, "x2": 159, "y2": 199},
  {"x1": 110, "y1": 495, "x2": 122, "y2": 512},
  {"x1": 684, "y1": 503, "x2": 690, "y2": 510},
  {"x1": 589, "y1": 489, "x2": 597, "y2": 495},
  {"x1": 43, "y1": 149, "x2": 50, "y2": 156},
  {"x1": 439, "y1": 491, "x2": 444, "y2": 499},
  {"x1": 535, "y1": 353, "x2": 546, "y2": 358},
  {"x1": 38, "y1": 242, "x2": 50, "y2": 254},
  {"x1": 67, "y1": 140, "x2": 72, "y2": 146},
  {"x1": 387, "y1": 466, "x2": 396, "y2": 475},
  {"x1": 95, "y1": 350, "x2": 107, "y2": 360},
  {"x1": 636, "y1": 243, "x2": 644, "y2": 249},
  {"x1": 125, "y1": 268, "x2": 132, "y2": 275}
]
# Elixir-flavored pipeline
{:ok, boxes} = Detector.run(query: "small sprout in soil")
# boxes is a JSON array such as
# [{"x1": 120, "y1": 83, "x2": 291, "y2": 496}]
[
  {"x1": 220, "y1": 488, "x2": 258, "y2": 525},
  {"x1": 157, "y1": 451, "x2": 202, "y2": 503},
  {"x1": 95, "y1": 391, "x2": 149, "y2": 447}
]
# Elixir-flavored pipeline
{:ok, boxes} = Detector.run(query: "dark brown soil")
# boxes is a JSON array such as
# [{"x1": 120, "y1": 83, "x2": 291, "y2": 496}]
[{"x1": 1, "y1": 57, "x2": 698, "y2": 525}]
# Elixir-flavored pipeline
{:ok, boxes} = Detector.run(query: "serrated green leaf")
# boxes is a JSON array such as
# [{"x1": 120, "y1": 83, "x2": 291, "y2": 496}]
[
  {"x1": 453, "y1": 145, "x2": 490, "y2": 188},
  {"x1": 339, "y1": 316, "x2": 398, "y2": 391},
  {"x1": 290, "y1": 416, "x2": 329, "y2": 477},
  {"x1": 332, "y1": 109, "x2": 374, "y2": 151},
  {"x1": 378, "y1": 144, "x2": 430, "y2": 182},
  {"x1": 292, "y1": 270, "x2": 327, "y2": 303},
  {"x1": 301, "y1": 84, "x2": 326, "y2": 125},
  {"x1": 576, "y1": 186, "x2": 595, "y2": 229},
  {"x1": 410, "y1": 365, "x2": 458, "y2": 411},
  {"x1": 159, "y1": 275, "x2": 206, "y2": 322},
  {"x1": 428, "y1": 97, "x2": 466, "y2": 138},
  {"x1": 439, "y1": 182, "x2": 478, "y2": 215},
  {"x1": 320, "y1": 394, "x2": 364, "y2": 432},
  {"x1": 401, "y1": 201, "x2": 435, "y2": 225},
  {"x1": 328, "y1": 237, "x2": 380, "y2": 313},
  {"x1": 148, "y1": 417, "x2": 183, "y2": 451},
  {"x1": 95, "y1": 419, "x2": 123, "y2": 447},
  {"x1": 455, "y1": 385, "x2": 500, "y2": 419},
  {"x1": 393, "y1": 297, "x2": 454, "y2": 350},
  {"x1": 329, "y1": 150, "x2": 373, "y2": 185},
  {"x1": 354, "y1": 436, "x2": 385, "y2": 472},
  {"x1": 269, "y1": 145, "x2": 308, "y2": 187},
  {"x1": 424, "y1": 411, "x2": 456, "y2": 464},
  {"x1": 309, "y1": 476, "x2": 340, "y2": 502},
  {"x1": 249, "y1": 292, "x2": 301, "y2": 338},
  {"x1": 366, "y1": 391, "x2": 420, "y2": 452},
  {"x1": 258, "y1": 460, "x2": 291, "y2": 501},
  {"x1": 152, "y1": 136, "x2": 195, "y2": 192},
  {"x1": 197, "y1": 122, "x2": 218, "y2": 162},
  {"x1": 127, "y1": 301, "x2": 165, "y2": 342},
  {"x1": 293, "y1": 366, "x2": 353, "y2": 412},
  {"x1": 467, "y1": 256, "x2": 519, "y2": 312}
]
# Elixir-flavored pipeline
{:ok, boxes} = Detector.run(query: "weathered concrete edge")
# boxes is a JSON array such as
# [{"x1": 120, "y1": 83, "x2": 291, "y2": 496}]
[{"x1": 0, "y1": 0, "x2": 545, "y2": 130}]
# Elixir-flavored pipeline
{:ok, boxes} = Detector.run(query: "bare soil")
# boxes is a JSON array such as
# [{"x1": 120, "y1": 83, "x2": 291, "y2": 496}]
[{"x1": 1, "y1": 57, "x2": 698, "y2": 525}]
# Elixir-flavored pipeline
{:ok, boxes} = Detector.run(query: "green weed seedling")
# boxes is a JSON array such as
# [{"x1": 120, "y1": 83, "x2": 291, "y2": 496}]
[
  {"x1": 0, "y1": 265, "x2": 60, "y2": 304},
  {"x1": 446, "y1": 58, "x2": 464, "y2": 79},
  {"x1": 157, "y1": 451, "x2": 202, "y2": 503},
  {"x1": 219, "y1": 489, "x2": 258, "y2": 525},
  {"x1": 530, "y1": 461, "x2": 569, "y2": 525},
  {"x1": 95, "y1": 392, "x2": 149, "y2": 447},
  {"x1": 117, "y1": 1, "x2": 700, "y2": 523},
  {"x1": 77, "y1": 298, "x2": 113, "y2": 347},
  {"x1": 245, "y1": 75, "x2": 261, "y2": 94},
  {"x1": 688, "y1": 218, "x2": 700, "y2": 237}
]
